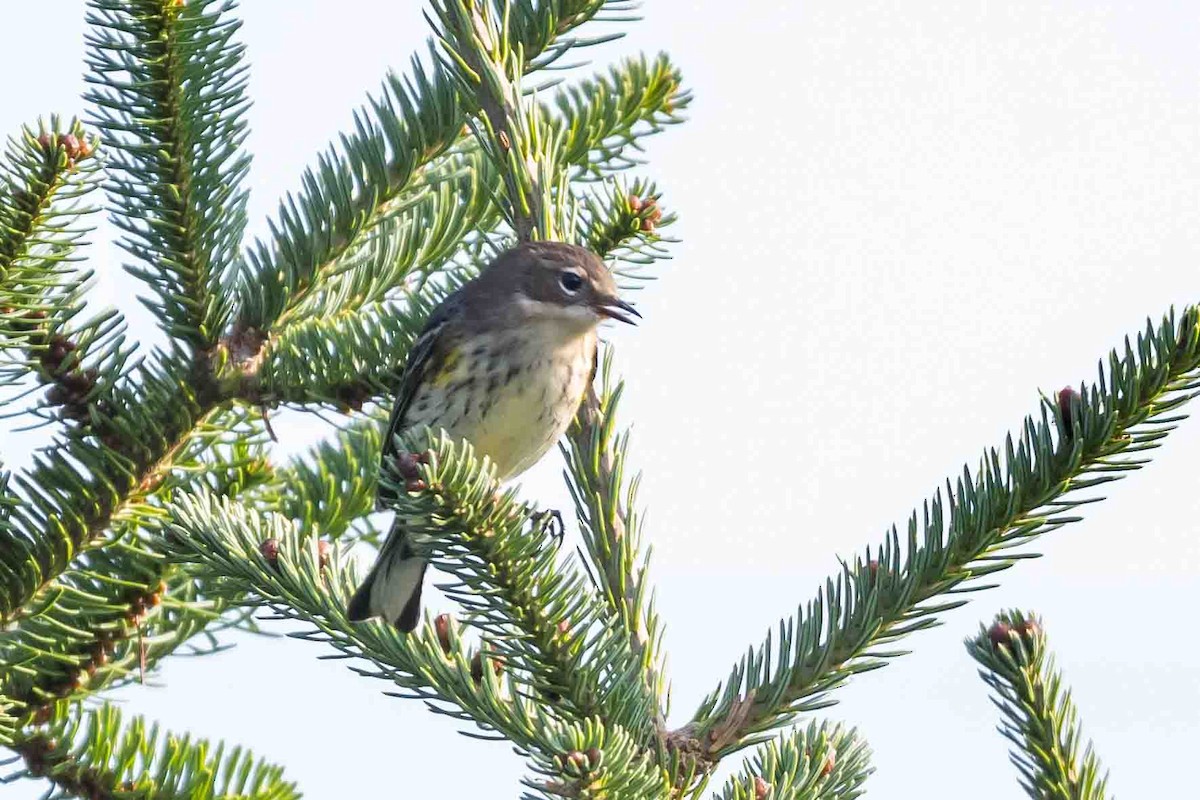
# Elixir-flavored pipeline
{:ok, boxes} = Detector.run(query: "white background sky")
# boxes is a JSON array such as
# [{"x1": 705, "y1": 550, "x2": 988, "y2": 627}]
[{"x1": 3, "y1": 1, "x2": 1198, "y2": 798}]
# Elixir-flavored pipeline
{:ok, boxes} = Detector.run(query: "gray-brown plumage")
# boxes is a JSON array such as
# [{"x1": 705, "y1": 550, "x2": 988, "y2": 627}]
[{"x1": 347, "y1": 241, "x2": 639, "y2": 631}]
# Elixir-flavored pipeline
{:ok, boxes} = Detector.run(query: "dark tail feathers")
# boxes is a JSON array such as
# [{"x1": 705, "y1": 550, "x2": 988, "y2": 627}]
[{"x1": 346, "y1": 527, "x2": 428, "y2": 632}]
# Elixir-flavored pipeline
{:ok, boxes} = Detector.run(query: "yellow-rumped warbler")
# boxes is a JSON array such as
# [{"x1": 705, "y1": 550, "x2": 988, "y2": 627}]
[{"x1": 346, "y1": 241, "x2": 640, "y2": 631}]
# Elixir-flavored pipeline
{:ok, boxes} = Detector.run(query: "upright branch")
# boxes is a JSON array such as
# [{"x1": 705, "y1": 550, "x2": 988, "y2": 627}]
[
  {"x1": 967, "y1": 612, "x2": 1111, "y2": 800},
  {"x1": 0, "y1": 119, "x2": 101, "y2": 389},
  {"x1": 563, "y1": 351, "x2": 666, "y2": 710},
  {"x1": 234, "y1": 0, "x2": 624, "y2": 332},
  {"x1": 714, "y1": 723, "x2": 873, "y2": 800},
  {"x1": 431, "y1": 0, "x2": 563, "y2": 241},
  {"x1": 85, "y1": 0, "x2": 252, "y2": 352}
]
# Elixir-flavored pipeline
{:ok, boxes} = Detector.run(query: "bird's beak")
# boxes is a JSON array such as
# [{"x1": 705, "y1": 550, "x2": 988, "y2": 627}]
[{"x1": 595, "y1": 296, "x2": 641, "y2": 325}]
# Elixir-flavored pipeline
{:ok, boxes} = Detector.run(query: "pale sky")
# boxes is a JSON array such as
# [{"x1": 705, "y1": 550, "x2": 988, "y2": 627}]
[{"x1": 3, "y1": 1, "x2": 1198, "y2": 798}]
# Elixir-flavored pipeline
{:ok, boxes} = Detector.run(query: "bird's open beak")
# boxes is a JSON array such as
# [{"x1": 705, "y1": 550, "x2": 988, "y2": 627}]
[{"x1": 595, "y1": 297, "x2": 641, "y2": 325}]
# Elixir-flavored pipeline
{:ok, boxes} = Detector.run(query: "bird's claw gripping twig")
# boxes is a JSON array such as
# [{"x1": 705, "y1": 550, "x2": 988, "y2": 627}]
[{"x1": 530, "y1": 508, "x2": 565, "y2": 549}]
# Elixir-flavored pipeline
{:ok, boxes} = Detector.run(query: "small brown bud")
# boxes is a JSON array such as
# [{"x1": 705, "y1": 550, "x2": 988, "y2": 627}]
[
  {"x1": 91, "y1": 644, "x2": 109, "y2": 666},
  {"x1": 639, "y1": 198, "x2": 663, "y2": 232},
  {"x1": 470, "y1": 651, "x2": 502, "y2": 684},
  {"x1": 434, "y1": 613, "x2": 453, "y2": 654},
  {"x1": 988, "y1": 621, "x2": 1013, "y2": 648},
  {"x1": 557, "y1": 619, "x2": 571, "y2": 637},
  {"x1": 37, "y1": 132, "x2": 53, "y2": 150},
  {"x1": 259, "y1": 537, "x2": 280, "y2": 564},
  {"x1": 317, "y1": 540, "x2": 331, "y2": 570},
  {"x1": 867, "y1": 559, "x2": 879, "y2": 581},
  {"x1": 46, "y1": 385, "x2": 69, "y2": 406},
  {"x1": 1057, "y1": 386, "x2": 1080, "y2": 431},
  {"x1": 754, "y1": 776, "x2": 770, "y2": 799},
  {"x1": 627, "y1": 193, "x2": 643, "y2": 212},
  {"x1": 1017, "y1": 617, "x2": 1041, "y2": 639},
  {"x1": 565, "y1": 750, "x2": 588, "y2": 772},
  {"x1": 405, "y1": 478, "x2": 428, "y2": 492},
  {"x1": 821, "y1": 746, "x2": 836, "y2": 777},
  {"x1": 585, "y1": 747, "x2": 601, "y2": 767},
  {"x1": 395, "y1": 451, "x2": 423, "y2": 479},
  {"x1": 497, "y1": 130, "x2": 511, "y2": 151},
  {"x1": 470, "y1": 651, "x2": 484, "y2": 684},
  {"x1": 59, "y1": 134, "x2": 81, "y2": 160},
  {"x1": 46, "y1": 335, "x2": 75, "y2": 363},
  {"x1": 59, "y1": 371, "x2": 92, "y2": 395}
]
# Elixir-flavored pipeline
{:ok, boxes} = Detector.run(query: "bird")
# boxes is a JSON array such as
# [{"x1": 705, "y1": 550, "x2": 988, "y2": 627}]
[{"x1": 346, "y1": 240, "x2": 640, "y2": 631}]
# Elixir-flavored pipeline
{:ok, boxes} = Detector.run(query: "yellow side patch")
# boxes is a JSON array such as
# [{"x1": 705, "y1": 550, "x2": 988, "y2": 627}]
[{"x1": 430, "y1": 348, "x2": 462, "y2": 386}]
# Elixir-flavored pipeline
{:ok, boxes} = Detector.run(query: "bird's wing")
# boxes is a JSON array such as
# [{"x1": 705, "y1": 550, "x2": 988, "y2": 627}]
[{"x1": 377, "y1": 290, "x2": 465, "y2": 505}]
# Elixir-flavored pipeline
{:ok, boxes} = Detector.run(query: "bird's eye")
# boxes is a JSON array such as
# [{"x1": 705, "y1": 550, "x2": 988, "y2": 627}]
[{"x1": 558, "y1": 270, "x2": 584, "y2": 295}]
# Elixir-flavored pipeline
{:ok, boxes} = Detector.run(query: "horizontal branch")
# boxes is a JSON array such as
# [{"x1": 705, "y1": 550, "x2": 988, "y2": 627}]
[
  {"x1": 6, "y1": 700, "x2": 298, "y2": 800},
  {"x1": 1, "y1": 416, "x2": 270, "y2": 723},
  {"x1": 164, "y1": 490, "x2": 568, "y2": 756},
  {"x1": 385, "y1": 432, "x2": 660, "y2": 741}
]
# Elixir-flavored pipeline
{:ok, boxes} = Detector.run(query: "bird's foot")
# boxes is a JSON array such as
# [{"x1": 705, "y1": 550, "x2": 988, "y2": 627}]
[
  {"x1": 395, "y1": 451, "x2": 431, "y2": 492},
  {"x1": 529, "y1": 509, "x2": 565, "y2": 549}
]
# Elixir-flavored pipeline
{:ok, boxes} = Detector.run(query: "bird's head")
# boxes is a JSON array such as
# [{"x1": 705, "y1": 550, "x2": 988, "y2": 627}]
[{"x1": 487, "y1": 241, "x2": 640, "y2": 330}]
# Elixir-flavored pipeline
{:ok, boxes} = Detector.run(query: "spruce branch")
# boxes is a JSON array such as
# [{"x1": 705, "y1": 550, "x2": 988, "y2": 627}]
[
  {"x1": 555, "y1": 54, "x2": 689, "y2": 181},
  {"x1": 163, "y1": 491, "x2": 568, "y2": 754},
  {"x1": 521, "y1": 717, "x2": 671, "y2": 800},
  {"x1": 2, "y1": 418, "x2": 269, "y2": 723},
  {"x1": 684, "y1": 306, "x2": 1200, "y2": 763},
  {"x1": 1, "y1": 370, "x2": 219, "y2": 625},
  {"x1": 272, "y1": 145, "x2": 501, "y2": 330},
  {"x1": 580, "y1": 177, "x2": 674, "y2": 270},
  {"x1": 257, "y1": 412, "x2": 385, "y2": 542},
  {"x1": 384, "y1": 432, "x2": 661, "y2": 741},
  {"x1": 85, "y1": 0, "x2": 251, "y2": 351},
  {"x1": 562, "y1": 352, "x2": 665, "y2": 717},
  {"x1": 273, "y1": 50, "x2": 685, "y2": 329},
  {"x1": 0, "y1": 119, "x2": 105, "y2": 391},
  {"x1": 713, "y1": 723, "x2": 872, "y2": 800},
  {"x1": 0, "y1": 120, "x2": 97, "y2": 287},
  {"x1": 246, "y1": 271, "x2": 470, "y2": 410},
  {"x1": 967, "y1": 612, "x2": 1111, "y2": 800},
  {"x1": 241, "y1": 54, "x2": 685, "y2": 409},
  {"x1": 5, "y1": 701, "x2": 297, "y2": 800},
  {"x1": 235, "y1": 0, "x2": 628, "y2": 331},
  {"x1": 429, "y1": 0, "x2": 557, "y2": 240},
  {"x1": 553, "y1": 183, "x2": 676, "y2": 738}
]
